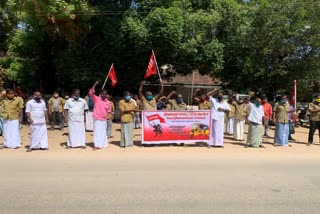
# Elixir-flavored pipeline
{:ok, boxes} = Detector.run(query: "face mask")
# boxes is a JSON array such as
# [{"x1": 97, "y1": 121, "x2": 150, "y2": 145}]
[
  {"x1": 125, "y1": 95, "x2": 131, "y2": 101},
  {"x1": 261, "y1": 100, "x2": 267, "y2": 104},
  {"x1": 255, "y1": 102, "x2": 261, "y2": 107},
  {"x1": 217, "y1": 96, "x2": 223, "y2": 101},
  {"x1": 7, "y1": 94, "x2": 14, "y2": 100},
  {"x1": 315, "y1": 98, "x2": 320, "y2": 103},
  {"x1": 200, "y1": 98, "x2": 205, "y2": 103},
  {"x1": 73, "y1": 96, "x2": 80, "y2": 100},
  {"x1": 176, "y1": 98, "x2": 183, "y2": 104},
  {"x1": 34, "y1": 97, "x2": 41, "y2": 102},
  {"x1": 280, "y1": 99, "x2": 286, "y2": 104},
  {"x1": 146, "y1": 95, "x2": 153, "y2": 101},
  {"x1": 238, "y1": 101, "x2": 244, "y2": 104},
  {"x1": 53, "y1": 95, "x2": 58, "y2": 98}
]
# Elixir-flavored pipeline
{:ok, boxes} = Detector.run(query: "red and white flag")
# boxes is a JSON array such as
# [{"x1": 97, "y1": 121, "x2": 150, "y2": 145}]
[
  {"x1": 144, "y1": 52, "x2": 157, "y2": 79},
  {"x1": 108, "y1": 64, "x2": 118, "y2": 88}
]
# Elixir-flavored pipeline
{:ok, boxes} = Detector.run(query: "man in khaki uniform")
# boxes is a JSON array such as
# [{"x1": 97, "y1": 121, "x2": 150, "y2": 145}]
[
  {"x1": 48, "y1": 91, "x2": 65, "y2": 131},
  {"x1": 307, "y1": 95, "x2": 320, "y2": 145},
  {"x1": 106, "y1": 94, "x2": 115, "y2": 138},
  {"x1": 165, "y1": 91, "x2": 188, "y2": 110},
  {"x1": 139, "y1": 80, "x2": 164, "y2": 110},
  {"x1": 232, "y1": 97, "x2": 248, "y2": 141},
  {"x1": 119, "y1": 91, "x2": 139, "y2": 148},
  {"x1": 273, "y1": 95, "x2": 290, "y2": 146},
  {"x1": 0, "y1": 89, "x2": 24, "y2": 149},
  {"x1": 193, "y1": 88, "x2": 212, "y2": 110}
]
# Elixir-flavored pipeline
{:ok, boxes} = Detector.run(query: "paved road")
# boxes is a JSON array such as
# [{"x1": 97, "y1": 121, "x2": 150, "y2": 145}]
[{"x1": 0, "y1": 153, "x2": 319, "y2": 214}]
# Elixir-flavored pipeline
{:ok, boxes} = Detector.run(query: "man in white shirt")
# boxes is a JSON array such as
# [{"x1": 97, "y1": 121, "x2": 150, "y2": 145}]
[
  {"x1": 246, "y1": 92, "x2": 265, "y2": 148},
  {"x1": 64, "y1": 89, "x2": 88, "y2": 149},
  {"x1": 207, "y1": 88, "x2": 230, "y2": 147},
  {"x1": 25, "y1": 91, "x2": 49, "y2": 152}
]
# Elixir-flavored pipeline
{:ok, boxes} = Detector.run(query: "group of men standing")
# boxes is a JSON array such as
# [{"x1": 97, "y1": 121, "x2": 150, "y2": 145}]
[{"x1": 0, "y1": 80, "x2": 319, "y2": 150}]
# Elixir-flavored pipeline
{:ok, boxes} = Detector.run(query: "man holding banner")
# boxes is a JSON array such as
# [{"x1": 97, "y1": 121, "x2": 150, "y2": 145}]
[{"x1": 207, "y1": 88, "x2": 230, "y2": 148}]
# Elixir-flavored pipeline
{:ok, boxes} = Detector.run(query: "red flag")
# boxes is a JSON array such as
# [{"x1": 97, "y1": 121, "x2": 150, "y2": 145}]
[
  {"x1": 108, "y1": 64, "x2": 118, "y2": 88},
  {"x1": 147, "y1": 114, "x2": 166, "y2": 123},
  {"x1": 144, "y1": 52, "x2": 157, "y2": 79},
  {"x1": 290, "y1": 80, "x2": 297, "y2": 106}
]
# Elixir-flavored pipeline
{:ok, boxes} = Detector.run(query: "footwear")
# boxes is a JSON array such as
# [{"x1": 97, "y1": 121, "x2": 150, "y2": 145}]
[
  {"x1": 288, "y1": 138, "x2": 295, "y2": 141},
  {"x1": 81, "y1": 146, "x2": 86, "y2": 149},
  {"x1": 0, "y1": 145, "x2": 4, "y2": 149},
  {"x1": 273, "y1": 143, "x2": 280, "y2": 147},
  {"x1": 42, "y1": 148, "x2": 49, "y2": 151},
  {"x1": 245, "y1": 145, "x2": 249, "y2": 148},
  {"x1": 13, "y1": 146, "x2": 20, "y2": 149},
  {"x1": 93, "y1": 147, "x2": 101, "y2": 151},
  {"x1": 26, "y1": 148, "x2": 32, "y2": 152},
  {"x1": 50, "y1": 127, "x2": 54, "y2": 131},
  {"x1": 207, "y1": 145, "x2": 212, "y2": 148},
  {"x1": 259, "y1": 145, "x2": 266, "y2": 148},
  {"x1": 65, "y1": 146, "x2": 70, "y2": 149},
  {"x1": 307, "y1": 143, "x2": 312, "y2": 146},
  {"x1": 60, "y1": 127, "x2": 64, "y2": 131}
]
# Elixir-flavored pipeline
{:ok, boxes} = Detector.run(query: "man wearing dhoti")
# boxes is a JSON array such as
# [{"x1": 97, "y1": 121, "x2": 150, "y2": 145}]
[
  {"x1": 226, "y1": 95, "x2": 236, "y2": 135},
  {"x1": 0, "y1": 89, "x2": 24, "y2": 149},
  {"x1": 232, "y1": 97, "x2": 248, "y2": 141},
  {"x1": 89, "y1": 81, "x2": 110, "y2": 150},
  {"x1": 64, "y1": 89, "x2": 88, "y2": 149},
  {"x1": 84, "y1": 92, "x2": 94, "y2": 131},
  {"x1": 207, "y1": 88, "x2": 230, "y2": 148},
  {"x1": 273, "y1": 95, "x2": 290, "y2": 146},
  {"x1": 139, "y1": 80, "x2": 164, "y2": 110},
  {"x1": 26, "y1": 91, "x2": 49, "y2": 152},
  {"x1": 246, "y1": 94, "x2": 265, "y2": 148},
  {"x1": 119, "y1": 91, "x2": 138, "y2": 148}
]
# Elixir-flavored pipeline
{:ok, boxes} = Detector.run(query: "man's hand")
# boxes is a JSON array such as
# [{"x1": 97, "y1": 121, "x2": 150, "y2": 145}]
[
  {"x1": 141, "y1": 80, "x2": 146, "y2": 85},
  {"x1": 95, "y1": 81, "x2": 99, "y2": 85},
  {"x1": 29, "y1": 119, "x2": 34, "y2": 124},
  {"x1": 46, "y1": 119, "x2": 49, "y2": 125},
  {"x1": 249, "y1": 91, "x2": 255, "y2": 96},
  {"x1": 217, "y1": 107, "x2": 224, "y2": 111},
  {"x1": 64, "y1": 118, "x2": 68, "y2": 123},
  {"x1": 171, "y1": 91, "x2": 177, "y2": 95},
  {"x1": 196, "y1": 88, "x2": 201, "y2": 92}
]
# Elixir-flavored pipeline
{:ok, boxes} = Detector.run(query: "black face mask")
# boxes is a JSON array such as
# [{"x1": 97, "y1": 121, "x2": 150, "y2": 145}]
[
  {"x1": 217, "y1": 96, "x2": 223, "y2": 101},
  {"x1": 34, "y1": 97, "x2": 41, "y2": 102}
]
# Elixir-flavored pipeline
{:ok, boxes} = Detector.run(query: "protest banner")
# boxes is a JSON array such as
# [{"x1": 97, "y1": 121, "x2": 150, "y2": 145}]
[{"x1": 142, "y1": 110, "x2": 212, "y2": 144}]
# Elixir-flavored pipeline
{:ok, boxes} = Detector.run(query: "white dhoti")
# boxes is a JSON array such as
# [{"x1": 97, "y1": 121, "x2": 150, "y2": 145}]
[
  {"x1": 210, "y1": 118, "x2": 224, "y2": 146},
  {"x1": 85, "y1": 111, "x2": 93, "y2": 131},
  {"x1": 30, "y1": 123, "x2": 48, "y2": 149},
  {"x1": 3, "y1": 119, "x2": 21, "y2": 148},
  {"x1": 234, "y1": 119, "x2": 245, "y2": 140},
  {"x1": 68, "y1": 121, "x2": 86, "y2": 147},
  {"x1": 226, "y1": 117, "x2": 234, "y2": 134},
  {"x1": 93, "y1": 119, "x2": 108, "y2": 148}
]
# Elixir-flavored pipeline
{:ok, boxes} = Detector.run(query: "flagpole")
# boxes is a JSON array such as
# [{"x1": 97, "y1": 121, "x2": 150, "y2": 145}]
[
  {"x1": 102, "y1": 63, "x2": 113, "y2": 90},
  {"x1": 294, "y1": 80, "x2": 297, "y2": 110},
  {"x1": 190, "y1": 70, "x2": 195, "y2": 110},
  {"x1": 152, "y1": 50, "x2": 162, "y2": 82}
]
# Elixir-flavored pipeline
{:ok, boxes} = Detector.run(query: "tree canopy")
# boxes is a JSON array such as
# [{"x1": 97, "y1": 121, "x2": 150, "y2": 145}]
[{"x1": 0, "y1": 0, "x2": 319, "y2": 98}]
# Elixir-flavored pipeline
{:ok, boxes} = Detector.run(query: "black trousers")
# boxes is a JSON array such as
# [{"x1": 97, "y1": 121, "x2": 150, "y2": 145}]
[{"x1": 308, "y1": 121, "x2": 320, "y2": 144}]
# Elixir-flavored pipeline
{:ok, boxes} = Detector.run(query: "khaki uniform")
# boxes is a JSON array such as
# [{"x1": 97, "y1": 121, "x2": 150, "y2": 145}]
[
  {"x1": 2, "y1": 97, "x2": 24, "y2": 120},
  {"x1": 232, "y1": 102, "x2": 248, "y2": 121},
  {"x1": 228, "y1": 103, "x2": 236, "y2": 118},
  {"x1": 141, "y1": 96, "x2": 157, "y2": 110},
  {"x1": 107, "y1": 101, "x2": 115, "y2": 120},
  {"x1": 308, "y1": 102, "x2": 320, "y2": 121},
  {"x1": 273, "y1": 103, "x2": 290, "y2": 123},
  {"x1": 48, "y1": 97, "x2": 65, "y2": 113},
  {"x1": 194, "y1": 97, "x2": 212, "y2": 110},
  {"x1": 168, "y1": 99, "x2": 187, "y2": 110},
  {"x1": 119, "y1": 99, "x2": 135, "y2": 123}
]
